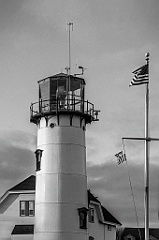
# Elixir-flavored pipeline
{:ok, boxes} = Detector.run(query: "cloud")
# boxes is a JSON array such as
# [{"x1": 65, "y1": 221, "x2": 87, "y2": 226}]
[
  {"x1": 86, "y1": 134, "x2": 101, "y2": 160},
  {"x1": 87, "y1": 158, "x2": 159, "y2": 227},
  {"x1": 0, "y1": 130, "x2": 36, "y2": 196}
]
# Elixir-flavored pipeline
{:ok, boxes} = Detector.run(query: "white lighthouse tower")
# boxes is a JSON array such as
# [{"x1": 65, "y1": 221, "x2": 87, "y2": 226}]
[{"x1": 30, "y1": 72, "x2": 99, "y2": 240}]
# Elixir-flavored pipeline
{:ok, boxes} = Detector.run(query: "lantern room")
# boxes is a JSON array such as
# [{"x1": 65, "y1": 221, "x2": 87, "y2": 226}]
[
  {"x1": 39, "y1": 73, "x2": 85, "y2": 111},
  {"x1": 30, "y1": 73, "x2": 99, "y2": 124}
]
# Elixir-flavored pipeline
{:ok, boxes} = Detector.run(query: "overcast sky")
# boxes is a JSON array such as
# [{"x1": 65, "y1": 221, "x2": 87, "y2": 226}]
[{"x1": 1, "y1": 0, "x2": 159, "y2": 228}]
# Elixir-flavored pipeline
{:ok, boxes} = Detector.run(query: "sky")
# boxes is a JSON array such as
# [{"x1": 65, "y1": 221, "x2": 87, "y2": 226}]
[{"x1": 0, "y1": 0, "x2": 159, "y2": 228}]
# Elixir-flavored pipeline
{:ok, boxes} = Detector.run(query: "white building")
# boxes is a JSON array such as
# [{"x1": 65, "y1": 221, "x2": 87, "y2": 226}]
[
  {"x1": 0, "y1": 175, "x2": 121, "y2": 240},
  {"x1": 0, "y1": 175, "x2": 35, "y2": 240}
]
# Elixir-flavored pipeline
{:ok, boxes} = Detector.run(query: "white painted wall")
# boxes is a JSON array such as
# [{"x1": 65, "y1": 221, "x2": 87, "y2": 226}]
[
  {"x1": 11, "y1": 235, "x2": 33, "y2": 240},
  {"x1": 0, "y1": 194, "x2": 34, "y2": 240},
  {"x1": 34, "y1": 115, "x2": 88, "y2": 240},
  {"x1": 88, "y1": 203, "x2": 117, "y2": 240}
]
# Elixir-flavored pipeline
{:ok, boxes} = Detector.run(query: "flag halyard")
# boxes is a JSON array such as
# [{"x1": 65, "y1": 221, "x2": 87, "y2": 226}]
[
  {"x1": 115, "y1": 150, "x2": 126, "y2": 165},
  {"x1": 129, "y1": 64, "x2": 149, "y2": 86}
]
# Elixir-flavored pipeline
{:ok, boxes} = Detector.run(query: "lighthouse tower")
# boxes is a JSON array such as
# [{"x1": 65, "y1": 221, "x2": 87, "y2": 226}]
[{"x1": 30, "y1": 72, "x2": 99, "y2": 240}]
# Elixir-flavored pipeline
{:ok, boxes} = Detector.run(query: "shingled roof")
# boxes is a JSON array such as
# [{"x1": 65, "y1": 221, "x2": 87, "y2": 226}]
[
  {"x1": 11, "y1": 225, "x2": 34, "y2": 235},
  {"x1": 8, "y1": 175, "x2": 35, "y2": 191},
  {"x1": 88, "y1": 189, "x2": 101, "y2": 204},
  {"x1": 101, "y1": 205, "x2": 121, "y2": 225}
]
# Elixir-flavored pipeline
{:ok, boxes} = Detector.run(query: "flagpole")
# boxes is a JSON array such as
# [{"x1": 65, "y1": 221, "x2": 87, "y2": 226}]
[{"x1": 145, "y1": 52, "x2": 150, "y2": 240}]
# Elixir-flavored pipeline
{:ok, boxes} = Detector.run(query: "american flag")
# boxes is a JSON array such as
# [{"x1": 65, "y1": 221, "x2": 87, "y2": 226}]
[
  {"x1": 115, "y1": 150, "x2": 126, "y2": 165},
  {"x1": 129, "y1": 64, "x2": 148, "y2": 86}
]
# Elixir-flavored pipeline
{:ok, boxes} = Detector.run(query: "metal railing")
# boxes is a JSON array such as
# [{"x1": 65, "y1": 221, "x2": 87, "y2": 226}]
[{"x1": 30, "y1": 97, "x2": 95, "y2": 119}]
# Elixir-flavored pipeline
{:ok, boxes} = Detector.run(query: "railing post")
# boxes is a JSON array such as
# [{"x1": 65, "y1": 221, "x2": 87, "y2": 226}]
[
  {"x1": 92, "y1": 104, "x2": 94, "y2": 117},
  {"x1": 56, "y1": 97, "x2": 59, "y2": 113},
  {"x1": 73, "y1": 98, "x2": 75, "y2": 111},
  {"x1": 39, "y1": 99, "x2": 42, "y2": 113},
  {"x1": 82, "y1": 100, "x2": 84, "y2": 113},
  {"x1": 30, "y1": 104, "x2": 33, "y2": 118}
]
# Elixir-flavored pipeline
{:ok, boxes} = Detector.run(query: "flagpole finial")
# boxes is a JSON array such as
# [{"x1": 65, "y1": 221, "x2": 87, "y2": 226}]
[{"x1": 145, "y1": 52, "x2": 150, "y2": 61}]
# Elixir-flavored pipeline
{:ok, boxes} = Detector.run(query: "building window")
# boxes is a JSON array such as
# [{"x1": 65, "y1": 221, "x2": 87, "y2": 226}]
[
  {"x1": 78, "y1": 207, "x2": 88, "y2": 229},
  {"x1": 108, "y1": 225, "x2": 112, "y2": 231},
  {"x1": 34, "y1": 149, "x2": 43, "y2": 171},
  {"x1": 20, "y1": 201, "x2": 35, "y2": 217},
  {"x1": 88, "y1": 208, "x2": 94, "y2": 223}
]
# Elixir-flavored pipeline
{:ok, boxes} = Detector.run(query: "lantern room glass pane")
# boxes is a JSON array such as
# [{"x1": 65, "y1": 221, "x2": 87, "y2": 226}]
[
  {"x1": 50, "y1": 79, "x2": 57, "y2": 110},
  {"x1": 70, "y1": 78, "x2": 84, "y2": 102},
  {"x1": 70, "y1": 78, "x2": 81, "y2": 91},
  {"x1": 50, "y1": 79, "x2": 57, "y2": 99},
  {"x1": 39, "y1": 79, "x2": 50, "y2": 100},
  {"x1": 39, "y1": 79, "x2": 50, "y2": 112}
]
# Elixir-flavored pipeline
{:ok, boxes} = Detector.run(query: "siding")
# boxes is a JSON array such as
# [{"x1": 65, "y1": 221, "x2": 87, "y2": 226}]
[
  {"x1": 88, "y1": 203, "x2": 116, "y2": 240},
  {"x1": 0, "y1": 194, "x2": 35, "y2": 240}
]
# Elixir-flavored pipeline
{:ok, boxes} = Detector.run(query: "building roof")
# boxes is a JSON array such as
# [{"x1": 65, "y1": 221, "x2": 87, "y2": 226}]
[
  {"x1": 88, "y1": 189, "x2": 101, "y2": 204},
  {"x1": 121, "y1": 228, "x2": 159, "y2": 240},
  {"x1": 38, "y1": 72, "x2": 85, "y2": 84},
  {"x1": 52, "y1": 72, "x2": 67, "y2": 78},
  {"x1": 0, "y1": 175, "x2": 35, "y2": 205},
  {"x1": 8, "y1": 175, "x2": 35, "y2": 191},
  {"x1": 101, "y1": 205, "x2": 121, "y2": 225},
  {"x1": 11, "y1": 225, "x2": 34, "y2": 235}
]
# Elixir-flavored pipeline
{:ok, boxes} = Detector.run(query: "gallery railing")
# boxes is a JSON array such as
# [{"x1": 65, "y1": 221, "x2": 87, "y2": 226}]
[{"x1": 30, "y1": 97, "x2": 95, "y2": 121}]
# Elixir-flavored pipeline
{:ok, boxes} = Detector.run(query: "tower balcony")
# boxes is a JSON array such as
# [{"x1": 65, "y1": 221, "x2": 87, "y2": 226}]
[{"x1": 30, "y1": 97, "x2": 98, "y2": 124}]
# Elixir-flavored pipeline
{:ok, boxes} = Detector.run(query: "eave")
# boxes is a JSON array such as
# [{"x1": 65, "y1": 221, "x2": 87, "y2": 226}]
[{"x1": 0, "y1": 190, "x2": 35, "y2": 205}]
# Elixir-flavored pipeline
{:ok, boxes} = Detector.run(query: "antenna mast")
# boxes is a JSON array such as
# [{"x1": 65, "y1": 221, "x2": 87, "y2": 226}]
[
  {"x1": 67, "y1": 22, "x2": 73, "y2": 75},
  {"x1": 66, "y1": 22, "x2": 73, "y2": 101}
]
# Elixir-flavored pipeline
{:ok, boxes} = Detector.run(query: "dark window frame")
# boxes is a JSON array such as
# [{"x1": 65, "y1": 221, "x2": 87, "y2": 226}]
[
  {"x1": 78, "y1": 207, "x2": 88, "y2": 229},
  {"x1": 34, "y1": 149, "x2": 43, "y2": 171},
  {"x1": 88, "y1": 207, "x2": 94, "y2": 223},
  {"x1": 20, "y1": 200, "x2": 35, "y2": 217}
]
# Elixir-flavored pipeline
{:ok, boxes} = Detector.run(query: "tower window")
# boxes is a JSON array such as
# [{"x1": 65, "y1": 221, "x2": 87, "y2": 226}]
[
  {"x1": 34, "y1": 149, "x2": 43, "y2": 171},
  {"x1": 20, "y1": 201, "x2": 35, "y2": 217},
  {"x1": 88, "y1": 208, "x2": 94, "y2": 223},
  {"x1": 78, "y1": 207, "x2": 88, "y2": 229}
]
